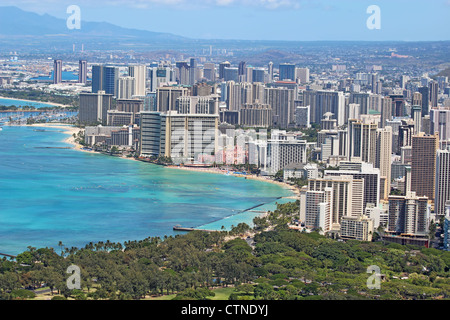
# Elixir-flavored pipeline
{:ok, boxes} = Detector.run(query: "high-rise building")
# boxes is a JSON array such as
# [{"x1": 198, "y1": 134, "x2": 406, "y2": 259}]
[
  {"x1": 295, "y1": 67, "x2": 310, "y2": 84},
  {"x1": 390, "y1": 94, "x2": 406, "y2": 117},
  {"x1": 412, "y1": 92, "x2": 423, "y2": 109},
  {"x1": 388, "y1": 167, "x2": 429, "y2": 236},
  {"x1": 128, "y1": 65, "x2": 147, "y2": 97},
  {"x1": 176, "y1": 61, "x2": 190, "y2": 85},
  {"x1": 411, "y1": 132, "x2": 439, "y2": 200},
  {"x1": 267, "y1": 61, "x2": 274, "y2": 83},
  {"x1": 223, "y1": 67, "x2": 239, "y2": 82},
  {"x1": 79, "y1": 91, "x2": 113, "y2": 125},
  {"x1": 53, "y1": 59, "x2": 62, "y2": 84},
  {"x1": 380, "y1": 96, "x2": 392, "y2": 128},
  {"x1": 340, "y1": 215, "x2": 374, "y2": 241},
  {"x1": 295, "y1": 106, "x2": 310, "y2": 128},
  {"x1": 219, "y1": 61, "x2": 231, "y2": 80},
  {"x1": 203, "y1": 63, "x2": 216, "y2": 82},
  {"x1": 189, "y1": 58, "x2": 199, "y2": 85},
  {"x1": 78, "y1": 60, "x2": 87, "y2": 84},
  {"x1": 279, "y1": 63, "x2": 296, "y2": 81},
  {"x1": 226, "y1": 81, "x2": 253, "y2": 112},
  {"x1": 308, "y1": 175, "x2": 365, "y2": 228},
  {"x1": 91, "y1": 65, "x2": 103, "y2": 93},
  {"x1": 267, "y1": 131, "x2": 312, "y2": 174},
  {"x1": 325, "y1": 162, "x2": 381, "y2": 211},
  {"x1": 376, "y1": 126, "x2": 393, "y2": 200},
  {"x1": 156, "y1": 86, "x2": 190, "y2": 113},
  {"x1": 148, "y1": 65, "x2": 175, "y2": 92},
  {"x1": 418, "y1": 86, "x2": 430, "y2": 117},
  {"x1": 252, "y1": 68, "x2": 265, "y2": 83},
  {"x1": 350, "y1": 92, "x2": 370, "y2": 115},
  {"x1": 176, "y1": 95, "x2": 219, "y2": 115},
  {"x1": 140, "y1": 111, "x2": 219, "y2": 163},
  {"x1": 104, "y1": 66, "x2": 119, "y2": 96},
  {"x1": 411, "y1": 106, "x2": 422, "y2": 134},
  {"x1": 303, "y1": 90, "x2": 345, "y2": 125},
  {"x1": 238, "y1": 61, "x2": 246, "y2": 77},
  {"x1": 429, "y1": 81, "x2": 439, "y2": 108},
  {"x1": 264, "y1": 87, "x2": 296, "y2": 128},
  {"x1": 435, "y1": 149, "x2": 450, "y2": 217},
  {"x1": 348, "y1": 119, "x2": 378, "y2": 165},
  {"x1": 303, "y1": 188, "x2": 333, "y2": 233},
  {"x1": 116, "y1": 77, "x2": 136, "y2": 100},
  {"x1": 239, "y1": 103, "x2": 272, "y2": 128},
  {"x1": 91, "y1": 65, "x2": 119, "y2": 96},
  {"x1": 430, "y1": 108, "x2": 450, "y2": 141}
]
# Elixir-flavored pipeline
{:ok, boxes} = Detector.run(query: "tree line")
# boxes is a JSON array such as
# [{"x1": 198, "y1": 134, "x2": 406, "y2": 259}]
[{"x1": 0, "y1": 201, "x2": 449, "y2": 300}]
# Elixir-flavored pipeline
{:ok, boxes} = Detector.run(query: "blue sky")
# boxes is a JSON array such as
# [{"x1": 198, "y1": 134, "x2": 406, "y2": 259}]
[{"x1": 3, "y1": 0, "x2": 450, "y2": 41}]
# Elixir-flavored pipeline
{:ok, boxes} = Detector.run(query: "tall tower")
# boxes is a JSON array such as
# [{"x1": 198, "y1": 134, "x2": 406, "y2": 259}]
[
  {"x1": 429, "y1": 81, "x2": 439, "y2": 108},
  {"x1": 418, "y1": 86, "x2": 430, "y2": 117},
  {"x1": 268, "y1": 61, "x2": 274, "y2": 83},
  {"x1": 91, "y1": 65, "x2": 103, "y2": 93},
  {"x1": 53, "y1": 59, "x2": 62, "y2": 84},
  {"x1": 380, "y1": 96, "x2": 392, "y2": 128},
  {"x1": 219, "y1": 61, "x2": 231, "y2": 80},
  {"x1": 411, "y1": 132, "x2": 439, "y2": 200},
  {"x1": 78, "y1": 60, "x2": 87, "y2": 84},
  {"x1": 376, "y1": 126, "x2": 393, "y2": 200},
  {"x1": 348, "y1": 119, "x2": 378, "y2": 165},
  {"x1": 128, "y1": 65, "x2": 146, "y2": 96},
  {"x1": 411, "y1": 105, "x2": 422, "y2": 134},
  {"x1": 238, "y1": 61, "x2": 246, "y2": 77},
  {"x1": 435, "y1": 149, "x2": 450, "y2": 217}
]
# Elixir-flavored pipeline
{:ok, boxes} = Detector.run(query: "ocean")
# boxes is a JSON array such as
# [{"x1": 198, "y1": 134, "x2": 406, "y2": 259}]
[
  {"x1": 0, "y1": 98, "x2": 61, "y2": 109},
  {"x1": 0, "y1": 126, "x2": 294, "y2": 255}
]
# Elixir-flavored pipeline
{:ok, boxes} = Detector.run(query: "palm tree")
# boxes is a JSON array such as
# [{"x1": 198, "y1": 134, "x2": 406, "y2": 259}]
[{"x1": 58, "y1": 241, "x2": 64, "y2": 257}]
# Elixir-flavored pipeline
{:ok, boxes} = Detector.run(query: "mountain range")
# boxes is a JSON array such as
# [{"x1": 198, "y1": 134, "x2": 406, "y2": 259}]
[{"x1": 0, "y1": 6, "x2": 189, "y2": 50}]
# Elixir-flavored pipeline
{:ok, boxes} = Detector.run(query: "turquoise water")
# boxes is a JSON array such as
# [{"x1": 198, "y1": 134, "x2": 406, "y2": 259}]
[
  {"x1": 0, "y1": 98, "x2": 58, "y2": 109},
  {"x1": 31, "y1": 71, "x2": 91, "y2": 82},
  {"x1": 0, "y1": 126, "x2": 294, "y2": 255}
]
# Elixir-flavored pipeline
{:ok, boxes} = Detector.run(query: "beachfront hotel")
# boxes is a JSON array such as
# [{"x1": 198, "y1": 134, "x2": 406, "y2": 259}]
[{"x1": 140, "y1": 111, "x2": 219, "y2": 163}]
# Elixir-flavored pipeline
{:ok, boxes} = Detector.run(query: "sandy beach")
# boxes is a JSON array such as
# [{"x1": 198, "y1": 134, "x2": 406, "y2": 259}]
[
  {"x1": 166, "y1": 165, "x2": 299, "y2": 196},
  {"x1": 27, "y1": 123, "x2": 94, "y2": 153},
  {"x1": 0, "y1": 96, "x2": 70, "y2": 108},
  {"x1": 24, "y1": 123, "x2": 299, "y2": 196}
]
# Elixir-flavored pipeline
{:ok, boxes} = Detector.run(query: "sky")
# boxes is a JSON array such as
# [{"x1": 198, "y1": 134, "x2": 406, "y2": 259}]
[{"x1": 2, "y1": 0, "x2": 450, "y2": 41}]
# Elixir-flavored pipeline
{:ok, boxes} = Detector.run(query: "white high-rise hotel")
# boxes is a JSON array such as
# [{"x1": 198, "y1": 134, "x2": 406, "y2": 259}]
[
  {"x1": 128, "y1": 65, "x2": 147, "y2": 97},
  {"x1": 435, "y1": 149, "x2": 450, "y2": 217}
]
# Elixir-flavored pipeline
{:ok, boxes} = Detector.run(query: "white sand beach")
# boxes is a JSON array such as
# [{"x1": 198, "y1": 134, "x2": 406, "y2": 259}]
[{"x1": 166, "y1": 165, "x2": 299, "y2": 196}]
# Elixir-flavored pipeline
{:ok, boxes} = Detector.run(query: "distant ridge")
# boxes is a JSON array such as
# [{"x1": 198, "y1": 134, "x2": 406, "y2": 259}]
[{"x1": 0, "y1": 6, "x2": 186, "y2": 42}]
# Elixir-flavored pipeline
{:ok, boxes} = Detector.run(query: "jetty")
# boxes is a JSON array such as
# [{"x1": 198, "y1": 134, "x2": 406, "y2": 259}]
[
  {"x1": 173, "y1": 226, "x2": 219, "y2": 233},
  {"x1": 0, "y1": 252, "x2": 16, "y2": 259}
]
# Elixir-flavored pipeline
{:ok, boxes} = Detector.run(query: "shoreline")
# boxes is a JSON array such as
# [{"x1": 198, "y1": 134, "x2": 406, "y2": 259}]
[
  {"x1": 17, "y1": 123, "x2": 298, "y2": 232},
  {"x1": 165, "y1": 165, "x2": 299, "y2": 196},
  {"x1": 0, "y1": 96, "x2": 70, "y2": 109}
]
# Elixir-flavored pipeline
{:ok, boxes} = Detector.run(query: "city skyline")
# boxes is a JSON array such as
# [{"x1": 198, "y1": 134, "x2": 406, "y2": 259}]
[{"x1": 1, "y1": 0, "x2": 449, "y2": 41}]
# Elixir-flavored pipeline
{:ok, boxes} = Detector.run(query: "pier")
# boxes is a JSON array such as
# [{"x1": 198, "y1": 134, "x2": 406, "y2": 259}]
[
  {"x1": 173, "y1": 226, "x2": 219, "y2": 233},
  {"x1": 0, "y1": 252, "x2": 16, "y2": 259}
]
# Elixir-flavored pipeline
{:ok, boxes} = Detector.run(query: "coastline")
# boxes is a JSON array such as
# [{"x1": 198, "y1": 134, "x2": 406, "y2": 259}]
[
  {"x1": 165, "y1": 165, "x2": 299, "y2": 196},
  {"x1": 23, "y1": 123, "x2": 298, "y2": 232},
  {"x1": 0, "y1": 96, "x2": 70, "y2": 108}
]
